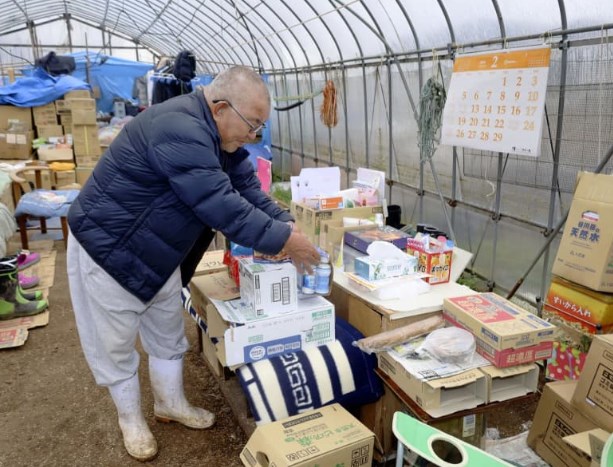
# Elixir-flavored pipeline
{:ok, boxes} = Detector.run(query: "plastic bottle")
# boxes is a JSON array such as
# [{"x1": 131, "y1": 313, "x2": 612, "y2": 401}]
[
  {"x1": 314, "y1": 255, "x2": 332, "y2": 295},
  {"x1": 302, "y1": 272, "x2": 316, "y2": 294}
]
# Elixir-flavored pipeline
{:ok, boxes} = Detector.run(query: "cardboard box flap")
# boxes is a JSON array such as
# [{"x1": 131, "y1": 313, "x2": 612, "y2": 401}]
[
  {"x1": 574, "y1": 172, "x2": 613, "y2": 203},
  {"x1": 480, "y1": 363, "x2": 539, "y2": 403},
  {"x1": 190, "y1": 272, "x2": 239, "y2": 302},
  {"x1": 563, "y1": 428, "x2": 610, "y2": 461}
]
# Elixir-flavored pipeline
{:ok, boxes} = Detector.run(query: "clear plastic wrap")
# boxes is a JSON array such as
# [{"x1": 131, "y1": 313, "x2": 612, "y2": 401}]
[{"x1": 420, "y1": 326, "x2": 476, "y2": 364}]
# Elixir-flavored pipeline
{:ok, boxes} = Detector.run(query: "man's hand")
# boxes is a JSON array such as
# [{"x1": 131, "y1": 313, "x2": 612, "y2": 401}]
[{"x1": 283, "y1": 225, "x2": 320, "y2": 274}]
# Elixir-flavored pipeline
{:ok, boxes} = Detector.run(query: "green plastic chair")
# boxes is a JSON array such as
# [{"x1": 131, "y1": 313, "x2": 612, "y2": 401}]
[
  {"x1": 392, "y1": 411, "x2": 516, "y2": 467},
  {"x1": 602, "y1": 432, "x2": 613, "y2": 467}
]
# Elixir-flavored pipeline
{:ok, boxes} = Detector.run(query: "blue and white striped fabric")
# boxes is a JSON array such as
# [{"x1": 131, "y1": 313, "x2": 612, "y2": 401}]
[{"x1": 236, "y1": 317, "x2": 383, "y2": 425}]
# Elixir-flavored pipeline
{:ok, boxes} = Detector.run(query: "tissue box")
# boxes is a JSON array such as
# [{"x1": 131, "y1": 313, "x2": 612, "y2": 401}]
[{"x1": 354, "y1": 255, "x2": 417, "y2": 281}]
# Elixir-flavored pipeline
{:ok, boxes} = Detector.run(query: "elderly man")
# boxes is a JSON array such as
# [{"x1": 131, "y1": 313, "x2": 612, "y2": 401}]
[{"x1": 67, "y1": 66, "x2": 320, "y2": 461}]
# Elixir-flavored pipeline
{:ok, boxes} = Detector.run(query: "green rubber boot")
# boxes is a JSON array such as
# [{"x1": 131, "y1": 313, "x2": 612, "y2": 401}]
[{"x1": 0, "y1": 263, "x2": 47, "y2": 321}]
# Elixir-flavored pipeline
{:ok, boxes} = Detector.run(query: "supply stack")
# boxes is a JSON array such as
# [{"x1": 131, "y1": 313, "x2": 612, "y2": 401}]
[
  {"x1": 0, "y1": 90, "x2": 101, "y2": 190},
  {"x1": 543, "y1": 172, "x2": 613, "y2": 381}
]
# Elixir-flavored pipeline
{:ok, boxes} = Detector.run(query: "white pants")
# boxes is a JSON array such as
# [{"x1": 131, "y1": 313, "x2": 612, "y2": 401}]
[{"x1": 67, "y1": 232, "x2": 188, "y2": 386}]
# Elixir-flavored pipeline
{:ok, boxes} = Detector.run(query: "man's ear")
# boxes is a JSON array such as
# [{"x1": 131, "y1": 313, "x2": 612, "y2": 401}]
[{"x1": 211, "y1": 100, "x2": 226, "y2": 120}]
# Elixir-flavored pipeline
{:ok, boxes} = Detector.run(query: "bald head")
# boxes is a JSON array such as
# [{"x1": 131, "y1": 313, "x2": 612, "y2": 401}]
[
  {"x1": 207, "y1": 66, "x2": 270, "y2": 107},
  {"x1": 205, "y1": 66, "x2": 271, "y2": 152}
]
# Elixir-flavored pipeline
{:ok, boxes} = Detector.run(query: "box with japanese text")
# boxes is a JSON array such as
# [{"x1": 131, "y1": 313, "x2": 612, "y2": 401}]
[
  {"x1": 443, "y1": 293, "x2": 556, "y2": 351},
  {"x1": 546, "y1": 275, "x2": 613, "y2": 333},
  {"x1": 207, "y1": 294, "x2": 335, "y2": 366},
  {"x1": 527, "y1": 380, "x2": 596, "y2": 467},
  {"x1": 344, "y1": 226, "x2": 410, "y2": 254},
  {"x1": 240, "y1": 404, "x2": 374, "y2": 467},
  {"x1": 552, "y1": 172, "x2": 613, "y2": 292},
  {"x1": 571, "y1": 334, "x2": 613, "y2": 432},
  {"x1": 407, "y1": 237, "x2": 453, "y2": 285},
  {"x1": 378, "y1": 352, "x2": 487, "y2": 418},
  {"x1": 238, "y1": 257, "x2": 297, "y2": 316},
  {"x1": 290, "y1": 201, "x2": 382, "y2": 243}
]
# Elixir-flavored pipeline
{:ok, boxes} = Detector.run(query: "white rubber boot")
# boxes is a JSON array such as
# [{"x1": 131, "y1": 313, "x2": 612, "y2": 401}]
[
  {"x1": 108, "y1": 374, "x2": 158, "y2": 462},
  {"x1": 149, "y1": 356, "x2": 215, "y2": 429}
]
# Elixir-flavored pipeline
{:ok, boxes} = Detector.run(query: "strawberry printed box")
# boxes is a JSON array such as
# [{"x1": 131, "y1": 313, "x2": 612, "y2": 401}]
[{"x1": 546, "y1": 341, "x2": 588, "y2": 381}]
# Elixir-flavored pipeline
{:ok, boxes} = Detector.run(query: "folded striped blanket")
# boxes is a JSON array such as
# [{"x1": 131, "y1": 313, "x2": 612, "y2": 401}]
[{"x1": 237, "y1": 317, "x2": 383, "y2": 424}]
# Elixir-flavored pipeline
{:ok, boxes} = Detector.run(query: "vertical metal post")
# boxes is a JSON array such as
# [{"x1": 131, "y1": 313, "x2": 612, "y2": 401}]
[
  {"x1": 64, "y1": 14, "x2": 73, "y2": 53},
  {"x1": 387, "y1": 59, "x2": 393, "y2": 204},
  {"x1": 342, "y1": 66, "x2": 350, "y2": 186},
  {"x1": 489, "y1": 152, "x2": 504, "y2": 290}
]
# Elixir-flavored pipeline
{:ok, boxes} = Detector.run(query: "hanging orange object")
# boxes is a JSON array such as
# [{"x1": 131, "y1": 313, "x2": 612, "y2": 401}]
[{"x1": 320, "y1": 80, "x2": 338, "y2": 128}]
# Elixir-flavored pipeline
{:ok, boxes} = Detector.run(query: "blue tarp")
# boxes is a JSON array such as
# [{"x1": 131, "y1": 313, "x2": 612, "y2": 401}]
[
  {"x1": 0, "y1": 68, "x2": 90, "y2": 107},
  {"x1": 68, "y1": 51, "x2": 153, "y2": 113},
  {"x1": 10, "y1": 51, "x2": 153, "y2": 112}
]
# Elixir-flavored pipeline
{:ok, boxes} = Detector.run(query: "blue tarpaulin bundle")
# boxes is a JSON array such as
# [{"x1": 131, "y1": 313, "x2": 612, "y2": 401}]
[{"x1": 2, "y1": 51, "x2": 153, "y2": 112}]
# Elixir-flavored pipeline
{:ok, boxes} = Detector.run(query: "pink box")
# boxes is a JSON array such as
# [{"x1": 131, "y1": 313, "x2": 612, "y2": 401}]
[{"x1": 444, "y1": 313, "x2": 554, "y2": 367}]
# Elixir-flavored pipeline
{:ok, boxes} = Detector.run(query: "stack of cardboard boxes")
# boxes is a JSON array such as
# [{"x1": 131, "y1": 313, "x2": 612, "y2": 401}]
[
  {"x1": 54, "y1": 90, "x2": 101, "y2": 186},
  {"x1": 528, "y1": 334, "x2": 613, "y2": 467},
  {"x1": 0, "y1": 91, "x2": 102, "y2": 189},
  {"x1": 544, "y1": 172, "x2": 613, "y2": 381},
  {"x1": 189, "y1": 250, "x2": 336, "y2": 376}
]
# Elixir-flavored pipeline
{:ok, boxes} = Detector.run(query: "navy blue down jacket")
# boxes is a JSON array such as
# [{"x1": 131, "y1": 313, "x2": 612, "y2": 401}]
[{"x1": 68, "y1": 90, "x2": 292, "y2": 302}]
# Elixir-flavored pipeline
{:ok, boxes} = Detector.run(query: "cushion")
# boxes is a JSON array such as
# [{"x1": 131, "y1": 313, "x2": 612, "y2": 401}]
[{"x1": 15, "y1": 189, "x2": 79, "y2": 218}]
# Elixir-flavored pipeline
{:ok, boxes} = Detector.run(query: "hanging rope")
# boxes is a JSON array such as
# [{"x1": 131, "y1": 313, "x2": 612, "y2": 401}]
[
  {"x1": 418, "y1": 76, "x2": 446, "y2": 161},
  {"x1": 320, "y1": 79, "x2": 338, "y2": 128}
]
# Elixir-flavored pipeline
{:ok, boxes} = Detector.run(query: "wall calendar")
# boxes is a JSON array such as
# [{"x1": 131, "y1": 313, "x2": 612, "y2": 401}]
[{"x1": 441, "y1": 46, "x2": 551, "y2": 157}]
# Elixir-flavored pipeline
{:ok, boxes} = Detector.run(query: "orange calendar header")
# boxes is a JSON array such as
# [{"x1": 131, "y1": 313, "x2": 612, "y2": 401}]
[{"x1": 453, "y1": 47, "x2": 551, "y2": 72}]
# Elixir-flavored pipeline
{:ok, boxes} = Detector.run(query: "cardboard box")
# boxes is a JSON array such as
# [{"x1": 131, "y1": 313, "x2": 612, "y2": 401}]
[
  {"x1": 238, "y1": 258, "x2": 298, "y2": 316},
  {"x1": 189, "y1": 271, "x2": 241, "y2": 320},
  {"x1": 200, "y1": 328, "x2": 225, "y2": 379},
  {"x1": 546, "y1": 275, "x2": 613, "y2": 333},
  {"x1": 207, "y1": 295, "x2": 335, "y2": 366},
  {"x1": 60, "y1": 113, "x2": 73, "y2": 128},
  {"x1": 64, "y1": 90, "x2": 91, "y2": 99},
  {"x1": 54, "y1": 99, "x2": 70, "y2": 113},
  {"x1": 377, "y1": 352, "x2": 487, "y2": 417},
  {"x1": 240, "y1": 403, "x2": 375, "y2": 467},
  {"x1": 564, "y1": 428, "x2": 610, "y2": 467},
  {"x1": 75, "y1": 154, "x2": 101, "y2": 166},
  {"x1": 72, "y1": 124, "x2": 100, "y2": 157},
  {"x1": 0, "y1": 130, "x2": 34, "y2": 159},
  {"x1": 527, "y1": 380, "x2": 596, "y2": 467},
  {"x1": 442, "y1": 293, "x2": 556, "y2": 351},
  {"x1": 478, "y1": 363, "x2": 539, "y2": 403},
  {"x1": 571, "y1": 334, "x2": 613, "y2": 432},
  {"x1": 407, "y1": 238, "x2": 454, "y2": 285},
  {"x1": 71, "y1": 109, "x2": 97, "y2": 125},
  {"x1": 54, "y1": 170, "x2": 76, "y2": 187},
  {"x1": 36, "y1": 125, "x2": 64, "y2": 139},
  {"x1": 0, "y1": 105, "x2": 32, "y2": 130},
  {"x1": 344, "y1": 226, "x2": 410, "y2": 254},
  {"x1": 37, "y1": 146, "x2": 74, "y2": 162},
  {"x1": 32, "y1": 103, "x2": 58, "y2": 126},
  {"x1": 431, "y1": 413, "x2": 485, "y2": 448},
  {"x1": 473, "y1": 335, "x2": 553, "y2": 367},
  {"x1": 194, "y1": 250, "x2": 227, "y2": 277},
  {"x1": 290, "y1": 201, "x2": 383, "y2": 243},
  {"x1": 552, "y1": 172, "x2": 613, "y2": 292},
  {"x1": 303, "y1": 195, "x2": 344, "y2": 210},
  {"x1": 75, "y1": 165, "x2": 94, "y2": 185}
]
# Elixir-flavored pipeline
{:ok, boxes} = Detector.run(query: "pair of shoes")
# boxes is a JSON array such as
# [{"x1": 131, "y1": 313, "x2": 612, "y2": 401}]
[
  {"x1": 0, "y1": 259, "x2": 47, "y2": 320},
  {"x1": 2, "y1": 251, "x2": 42, "y2": 296}
]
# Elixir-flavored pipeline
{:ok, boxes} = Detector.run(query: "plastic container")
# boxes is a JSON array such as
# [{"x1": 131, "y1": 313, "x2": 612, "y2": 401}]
[
  {"x1": 314, "y1": 255, "x2": 332, "y2": 295},
  {"x1": 302, "y1": 273, "x2": 316, "y2": 294}
]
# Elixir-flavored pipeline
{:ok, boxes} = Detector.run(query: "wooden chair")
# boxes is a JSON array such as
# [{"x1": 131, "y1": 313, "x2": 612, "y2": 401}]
[{"x1": 10, "y1": 163, "x2": 80, "y2": 250}]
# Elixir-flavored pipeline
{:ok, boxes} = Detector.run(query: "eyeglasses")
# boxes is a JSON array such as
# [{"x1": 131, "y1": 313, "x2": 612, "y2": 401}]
[{"x1": 212, "y1": 99, "x2": 266, "y2": 134}]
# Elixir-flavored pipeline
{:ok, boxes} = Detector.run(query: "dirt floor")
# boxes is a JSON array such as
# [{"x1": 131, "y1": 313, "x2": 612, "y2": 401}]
[
  {"x1": 0, "y1": 240, "x2": 246, "y2": 467},
  {"x1": 0, "y1": 240, "x2": 543, "y2": 467}
]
